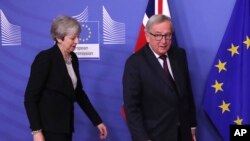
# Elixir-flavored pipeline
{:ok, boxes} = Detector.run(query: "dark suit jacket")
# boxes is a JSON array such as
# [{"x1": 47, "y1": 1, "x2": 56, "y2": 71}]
[
  {"x1": 123, "y1": 44, "x2": 196, "y2": 141},
  {"x1": 24, "y1": 45, "x2": 102, "y2": 133}
]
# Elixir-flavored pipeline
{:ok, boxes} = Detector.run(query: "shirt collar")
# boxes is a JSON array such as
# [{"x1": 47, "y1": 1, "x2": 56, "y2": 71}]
[{"x1": 148, "y1": 45, "x2": 168, "y2": 58}]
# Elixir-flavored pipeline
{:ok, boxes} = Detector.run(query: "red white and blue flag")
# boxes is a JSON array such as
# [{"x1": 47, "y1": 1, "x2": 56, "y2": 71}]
[{"x1": 134, "y1": 0, "x2": 171, "y2": 52}]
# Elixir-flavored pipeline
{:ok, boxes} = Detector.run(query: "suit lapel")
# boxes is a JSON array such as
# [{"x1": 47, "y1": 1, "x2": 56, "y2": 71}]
[
  {"x1": 52, "y1": 46, "x2": 75, "y2": 98},
  {"x1": 168, "y1": 49, "x2": 183, "y2": 98},
  {"x1": 71, "y1": 53, "x2": 81, "y2": 89},
  {"x1": 143, "y1": 46, "x2": 176, "y2": 90}
]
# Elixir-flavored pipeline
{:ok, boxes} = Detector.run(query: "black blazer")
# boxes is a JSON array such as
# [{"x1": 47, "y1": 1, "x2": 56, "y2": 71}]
[
  {"x1": 24, "y1": 45, "x2": 102, "y2": 133},
  {"x1": 123, "y1": 44, "x2": 196, "y2": 141}
]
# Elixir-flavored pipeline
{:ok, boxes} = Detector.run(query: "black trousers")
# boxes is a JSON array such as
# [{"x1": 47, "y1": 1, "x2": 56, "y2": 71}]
[
  {"x1": 43, "y1": 131, "x2": 72, "y2": 141},
  {"x1": 178, "y1": 126, "x2": 182, "y2": 141}
]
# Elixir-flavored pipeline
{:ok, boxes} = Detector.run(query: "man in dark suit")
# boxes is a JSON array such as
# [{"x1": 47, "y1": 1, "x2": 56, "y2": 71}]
[{"x1": 123, "y1": 14, "x2": 196, "y2": 141}]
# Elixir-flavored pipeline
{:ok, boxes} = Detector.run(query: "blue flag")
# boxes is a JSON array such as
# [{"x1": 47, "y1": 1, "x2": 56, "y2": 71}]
[
  {"x1": 203, "y1": 0, "x2": 250, "y2": 141},
  {"x1": 79, "y1": 21, "x2": 99, "y2": 44}
]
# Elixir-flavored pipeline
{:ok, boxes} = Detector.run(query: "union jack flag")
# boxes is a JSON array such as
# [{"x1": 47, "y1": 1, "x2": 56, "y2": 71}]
[{"x1": 134, "y1": 0, "x2": 171, "y2": 52}]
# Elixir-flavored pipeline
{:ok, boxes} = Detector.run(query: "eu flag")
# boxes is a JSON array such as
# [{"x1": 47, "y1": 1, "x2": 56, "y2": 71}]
[
  {"x1": 79, "y1": 21, "x2": 99, "y2": 44},
  {"x1": 203, "y1": 0, "x2": 250, "y2": 141}
]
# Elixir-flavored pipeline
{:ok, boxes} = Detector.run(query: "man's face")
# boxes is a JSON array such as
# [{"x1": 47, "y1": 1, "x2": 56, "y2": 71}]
[{"x1": 145, "y1": 21, "x2": 172, "y2": 56}]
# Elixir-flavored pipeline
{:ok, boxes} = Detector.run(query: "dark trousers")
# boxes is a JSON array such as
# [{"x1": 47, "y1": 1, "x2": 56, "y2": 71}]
[
  {"x1": 178, "y1": 126, "x2": 182, "y2": 141},
  {"x1": 43, "y1": 131, "x2": 72, "y2": 141}
]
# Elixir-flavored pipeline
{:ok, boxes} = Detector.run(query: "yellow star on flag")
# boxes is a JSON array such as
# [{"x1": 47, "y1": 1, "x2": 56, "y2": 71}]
[
  {"x1": 243, "y1": 36, "x2": 250, "y2": 49},
  {"x1": 227, "y1": 44, "x2": 239, "y2": 57},
  {"x1": 234, "y1": 116, "x2": 243, "y2": 125},
  {"x1": 211, "y1": 80, "x2": 223, "y2": 93},
  {"x1": 218, "y1": 100, "x2": 230, "y2": 113},
  {"x1": 215, "y1": 59, "x2": 227, "y2": 73}
]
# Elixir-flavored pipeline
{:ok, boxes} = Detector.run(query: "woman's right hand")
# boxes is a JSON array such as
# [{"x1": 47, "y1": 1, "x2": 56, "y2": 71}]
[{"x1": 33, "y1": 132, "x2": 45, "y2": 141}]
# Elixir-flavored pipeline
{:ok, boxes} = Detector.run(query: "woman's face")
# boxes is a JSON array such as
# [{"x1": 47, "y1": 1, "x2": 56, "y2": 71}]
[{"x1": 57, "y1": 34, "x2": 79, "y2": 54}]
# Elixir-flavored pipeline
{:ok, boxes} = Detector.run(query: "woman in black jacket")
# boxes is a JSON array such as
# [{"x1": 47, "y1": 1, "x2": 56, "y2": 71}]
[{"x1": 24, "y1": 15, "x2": 107, "y2": 141}]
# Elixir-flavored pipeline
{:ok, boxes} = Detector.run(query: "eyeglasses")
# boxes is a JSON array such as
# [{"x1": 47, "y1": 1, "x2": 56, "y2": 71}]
[{"x1": 149, "y1": 32, "x2": 172, "y2": 41}]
